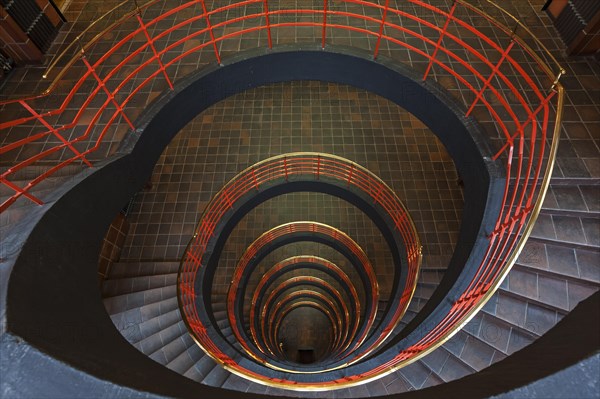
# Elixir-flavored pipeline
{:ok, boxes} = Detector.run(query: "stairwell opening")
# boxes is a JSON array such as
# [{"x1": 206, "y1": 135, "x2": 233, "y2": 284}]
[
  {"x1": 7, "y1": 48, "x2": 504, "y2": 397},
  {"x1": 89, "y1": 49, "x2": 502, "y2": 390}
]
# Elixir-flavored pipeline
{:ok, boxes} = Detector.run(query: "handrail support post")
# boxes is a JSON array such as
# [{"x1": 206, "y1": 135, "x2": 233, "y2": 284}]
[
  {"x1": 322, "y1": 0, "x2": 328, "y2": 49},
  {"x1": 199, "y1": 0, "x2": 222, "y2": 64},
  {"x1": 80, "y1": 55, "x2": 136, "y2": 130},
  {"x1": 423, "y1": 0, "x2": 457, "y2": 81},
  {"x1": 373, "y1": 0, "x2": 390, "y2": 59},
  {"x1": 18, "y1": 99, "x2": 93, "y2": 168},
  {"x1": 263, "y1": 0, "x2": 273, "y2": 49},
  {"x1": 466, "y1": 39, "x2": 515, "y2": 117},
  {"x1": 135, "y1": 13, "x2": 174, "y2": 91}
]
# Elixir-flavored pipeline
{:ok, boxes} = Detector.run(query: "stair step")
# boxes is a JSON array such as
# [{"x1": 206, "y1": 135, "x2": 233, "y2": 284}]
[
  {"x1": 212, "y1": 302, "x2": 226, "y2": 312},
  {"x1": 213, "y1": 310, "x2": 227, "y2": 321},
  {"x1": 220, "y1": 326, "x2": 233, "y2": 338},
  {"x1": 528, "y1": 230, "x2": 600, "y2": 251},
  {"x1": 168, "y1": 335, "x2": 205, "y2": 374},
  {"x1": 445, "y1": 316, "x2": 509, "y2": 370},
  {"x1": 222, "y1": 373, "x2": 252, "y2": 392},
  {"x1": 413, "y1": 283, "x2": 436, "y2": 303},
  {"x1": 402, "y1": 308, "x2": 418, "y2": 324},
  {"x1": 540, "y1": 208, "x2": 600, "y2": 219},
  {"x1": 108, "y1": 299, "x2": 179, "y2": 345},
  {"x1": 542, "y1": 183, "x2": 599, "y2": 215},
  {"x1": 517, "y1": 239, "x2": 600, "y2": 282},
  {"x1": 232, "y1": 341, "x2": 243, "y2": 351},
  {"x1": 408, "y1": 300, "x2": 423, "y2": 314},
  {"x1": 433, "y1": 344, "x2": 477, "y2": 382},
  {"x1": 419, "y1": 269, "x2": 444, "y2": 284},
  {"x1": 376, "y1": 370, "x2": 414, "y2": 393},
  {"x1": 136, "y1": 306, "x2": 182, "y2": 344},
  {"x1": 103, "y1": 285, "x2": 176, "y2": 315},
  {"x1": 215, "y1": 316, "x2": 230, "y2": 330},
  {"x1": 498, "y1": 281, "x2": 569, "y2": 315},
  {"x1": 513, "y1": 257, "x2": 600, "y2": 286},
  {"x1": 102, "y1": 273, "x2": 177, "y2": 297},
  {"x1": 185, "y1": 355, "x2": 218, "y2": 383},
  {"x1": 399, "y1": 359, "x2": 440, "y2": 389},
  {"x1": 202, "y1": 363, "x2": 230, "y2": 386},
  {"x1": 138, "y1": 320, "x2": 187, "y2": 355},
  {"x1": 150, "y1": 328, "x2": 191, "y2": 365},
  {"x1": 108, "y1": 261, "x2": 180, "y2": 279}
]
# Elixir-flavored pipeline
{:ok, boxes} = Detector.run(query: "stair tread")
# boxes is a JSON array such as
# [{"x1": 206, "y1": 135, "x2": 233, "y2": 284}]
[
  {"x1": 102, "y1": 273, "x2": 178, "y2": 297},
  {"x1": 103, "y1": 285, "x2": 176, "y2": 315},
  {"x1": 139, "y1": 320, "x2": 187, "y2": 356},
  {"x1": 151, "y1": 330, "x2": 193, "y2": 365},
  {"x1": 108, "y1": 261, "x2": 180, "y2": 278},
  {"x1": 185, "y1": 354, "x2": 217, "y2": 383},
  {"x1": 167, "y1": 336, "x2": 205, "y2": 375},
  {"x1": 202, "y1": 363, "x2": 230, "y2": 386}
]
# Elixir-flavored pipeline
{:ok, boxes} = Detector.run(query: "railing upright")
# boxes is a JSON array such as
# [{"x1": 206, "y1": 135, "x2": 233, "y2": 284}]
[
  {"x1": 134, "y1": 7, "x2": 174, "y2": 90},
  {"x1": 322, "y1": 0, "x2": 328, "y2": 49},
  {"x1": 199, "y1": 0, "x2": 222, "y2": 64},
  {"x1": 423, "y1": 0, "x2": 457, "y2": 81},
  {"x1": 466, "y1": 39, "x2": 516, "y2": 117},
  {"x1": 373, "y1": 0, "x2": 390, "y2": 59},
  {"x1": 80, "y1": 53, "x2": 136, "y2": 130},
  {"x1": 263, "y1": 0, "x2": 273, "y2": 48}
]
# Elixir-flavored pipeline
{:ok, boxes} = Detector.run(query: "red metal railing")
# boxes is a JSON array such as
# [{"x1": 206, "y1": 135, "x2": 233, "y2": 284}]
[
  {"x1": 181, "y1": 155, "x2": 420, "y2": 377},
  {"x1": 260, "y1": 278, "x2": 350, "y2": 358},
  {"x1": 1, "y1": 0, "x2": 563, "y2": 390},
  {"x1": 230, "y1": 224, "x2": 377, "y2": 370},
  {"x1": 271, "y1": 299, "x2": 338, "y2": 358},
  {"x1": 249, "y1": 256, "x2": 360, "y2": 362},
  {"x1": 266, "y1": 290, "x2": 342, "y2": 358}
]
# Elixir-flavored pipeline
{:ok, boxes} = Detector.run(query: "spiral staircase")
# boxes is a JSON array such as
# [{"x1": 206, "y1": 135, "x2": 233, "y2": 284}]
[{"x1": 1, "y1": 0, "x2": 599, "y2": 398}]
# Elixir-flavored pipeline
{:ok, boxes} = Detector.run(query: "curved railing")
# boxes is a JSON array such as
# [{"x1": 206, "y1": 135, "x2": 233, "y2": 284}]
[
  {"x1": 1, "y1": 0, "x2": 563, "y2": 391},
  {"x1": 179, "y1": 153, "x2": 421, "y2": 384},
  {"x1": 249, "y1": 256, "x2": 361, "y2": 362},
  {"x1": 0, "y1": 0, "x2": 562, "y2": 213},
  {"x1": 267, "y1": 290, "x2": 343, "y2": 358},
  {"x1": 227, "y1": 221, "x2": 380, "y2": 371},
  {"x1": 260, "y1": 278, "x2": 350, "y2": 358}
]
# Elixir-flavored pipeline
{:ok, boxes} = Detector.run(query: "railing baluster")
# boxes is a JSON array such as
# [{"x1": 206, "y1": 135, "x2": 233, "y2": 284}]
[
  {"x1": 347, "y1": 163, "x2": 355, "y2": 187},
  {"x1": 0, "y1": 177, "x2": 44, "y2": 208},
  {"x1": 423, "y1": 0, "x2": 457, "y2": 81},
  {"x1": 316, "y1": 155, "x2": 321, "y2": 179},
  {"x1": 135, "y1": 12, "x2": 174, "y2": 90},
  {"x1": 18, "y1": 100, "x2": 93, "y2": 168},
  {"x1": 322, "y1": 0, "x2": 328, "y2": 49},
  {"x1": 199, "y1": 0, "x2": 221, "y2": 64},
  {"x1": 466, "y1": 40, "x2": 515, "y2": 117},
  {"x1": 373, "y1": 0, "x2": 390, "y2": 59},
  {"x1": 80, "y1": 55, "x2": 136, "y2": 130},
  {"x1": 491, "y1": 92, "x2": 555, "y2": 161},
  {"x1": 263, "y1": 0, "x2": 273, "y2": 49},
  {"x1": 251, "y1": 167, "x2": 259, "y2": 190}
]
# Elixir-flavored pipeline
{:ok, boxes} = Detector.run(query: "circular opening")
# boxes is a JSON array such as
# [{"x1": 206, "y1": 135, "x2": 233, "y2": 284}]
[{"x1": 278, "y1": 307, "x2": 334, "y2": 364}]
